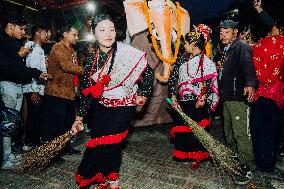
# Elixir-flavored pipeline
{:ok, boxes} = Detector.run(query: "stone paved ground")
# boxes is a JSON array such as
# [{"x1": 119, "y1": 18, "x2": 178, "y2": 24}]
[{"x1": 0, "y1": 123, "x2": 284, "y2": 189}]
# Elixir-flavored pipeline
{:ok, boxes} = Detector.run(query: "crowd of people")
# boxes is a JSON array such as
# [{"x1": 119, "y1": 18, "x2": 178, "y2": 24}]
[{"x1": 0, "y1": 0, "x2": 283, "y2": 188}]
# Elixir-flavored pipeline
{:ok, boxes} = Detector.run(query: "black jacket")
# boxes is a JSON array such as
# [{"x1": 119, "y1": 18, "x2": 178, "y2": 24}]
[
  {"x1": 259, "y1": 11, "x2": 274, "y2": 33},
  {"x1": 0, "y1": 31, "x2": 41, "y2": 83},
  {"x1": 219, "y1": 38, "x2": 258, "y2": 101}
]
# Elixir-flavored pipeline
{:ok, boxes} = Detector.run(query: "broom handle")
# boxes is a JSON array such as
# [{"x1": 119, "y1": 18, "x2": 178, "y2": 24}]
[{"x1": 166, "y1": 98, "x2": 189, "y2": 120}]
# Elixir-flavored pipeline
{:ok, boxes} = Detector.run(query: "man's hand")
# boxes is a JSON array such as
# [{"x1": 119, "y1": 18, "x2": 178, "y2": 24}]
[
  {"x1": 39, "y1": 73, "x2": 52, "y2": 81},
  {"x1": 30, "y1": 92, "x2": 41, "y2": 104},
  {"x1": 244, "y1": 86, "x2": 255, "y2": 102},
  {"x1": 253, "y1": 0, "x2": 263, "y2": 13},
  {"x1": 18, "y1": 47, "x2": 32, "y2": 58}
]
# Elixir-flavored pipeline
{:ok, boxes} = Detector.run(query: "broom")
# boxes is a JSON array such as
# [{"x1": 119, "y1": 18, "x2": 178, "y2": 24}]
[
  {"x1": 17, "y1": 122, "x2": 84, "y2": 172},
  {"x1": 166, "y1": 98, "x2": 245, "y2": 176}
]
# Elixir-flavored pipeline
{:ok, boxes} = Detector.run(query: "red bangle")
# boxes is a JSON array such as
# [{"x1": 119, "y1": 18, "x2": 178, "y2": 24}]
[{"x1": 138, "y1": 100, "x2": 144, "y2": 105}]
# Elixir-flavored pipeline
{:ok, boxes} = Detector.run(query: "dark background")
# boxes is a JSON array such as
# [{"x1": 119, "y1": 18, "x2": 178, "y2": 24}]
[{"x1": 1, "y1": 0, "x2": 283, "y2": 41}]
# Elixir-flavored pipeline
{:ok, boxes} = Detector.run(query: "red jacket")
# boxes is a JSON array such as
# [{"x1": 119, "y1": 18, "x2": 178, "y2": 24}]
[{"x1": 252, "y1": 35, "x2": 284, "y2": 108}]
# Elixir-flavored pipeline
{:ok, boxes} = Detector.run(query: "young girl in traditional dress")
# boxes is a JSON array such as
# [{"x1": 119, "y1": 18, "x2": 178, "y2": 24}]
[
  {"x1": 73, "y1": 14, "x2": 154, "y2": 189},
  {"x1": 168, "y1": 27, "x2": 219, "y2": 169}
]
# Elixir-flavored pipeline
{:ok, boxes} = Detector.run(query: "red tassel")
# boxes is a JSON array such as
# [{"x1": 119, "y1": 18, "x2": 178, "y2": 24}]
[
  {"x1": 82, "y1": 74, "x2": 111, "y2": 98},
  {"x1": 101, "y1": 75, "x2": 111, "y2": 85},
  {"x1": 198, "y1": 119, "x2": 210, "y2": 128},
  {"x1": 82, "y1": 87, "x2": 91, "y2": 97},
  {"x1": 82, "y1": 83, "x2": 104, "y2": 98},
  {"x1": 73, "y1": 75, "x2": 79, "y2": 87},
  {"x1": 108, "y1": 172, "x2": 119, "y2": 181},
  {"x1": 90, "y1": 83, "x2": 104, "y2": 98}
]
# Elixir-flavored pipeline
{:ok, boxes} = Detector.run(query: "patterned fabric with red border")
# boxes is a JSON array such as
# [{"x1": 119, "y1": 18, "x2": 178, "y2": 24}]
[
  {"x1": 170, "y1": 119, "x2": 211, "y2": 138},
  {"x1": 86, "y1": 130, "x2": 128, "y2": 148},
  {"x1": 75, "y1": 172, "x2": 107, "y2": 188}
]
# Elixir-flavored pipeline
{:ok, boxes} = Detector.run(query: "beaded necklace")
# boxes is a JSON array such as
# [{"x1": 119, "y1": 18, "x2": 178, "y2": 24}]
[
  {"x1": 88, "y1": 49, "x2": 113, "y2": 86},
  {"x1": 188, "y1": 51, "x2": 206, "y2": 96},
  {"x1": 198, "y1": 51, "x2": 206, "y2": 96},
  {"x1": 82, "y1": 49, "x2": 113, "y2": 98}
]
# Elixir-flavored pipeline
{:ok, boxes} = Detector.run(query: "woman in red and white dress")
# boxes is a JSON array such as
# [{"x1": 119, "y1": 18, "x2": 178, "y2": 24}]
[{"x1": 74, "y1": 14, "x2": 154, "y2": 189}]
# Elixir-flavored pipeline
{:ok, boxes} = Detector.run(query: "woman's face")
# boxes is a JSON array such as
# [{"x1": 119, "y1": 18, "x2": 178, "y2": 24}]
[
  {"x1": 184, "y1": 41, "x2": 195, "y2": 54},
  {"x1": 94, "y1": 19, "x2": 116, "y2": 50}
]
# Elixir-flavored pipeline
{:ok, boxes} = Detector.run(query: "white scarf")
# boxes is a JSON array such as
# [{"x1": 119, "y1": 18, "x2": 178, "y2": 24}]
[
  {"x1": 178, "y1": 54, "x2": 219, "y2": 111},
  {"x1": 92, "y1": 42, "x2": 148, "y2": 99}
]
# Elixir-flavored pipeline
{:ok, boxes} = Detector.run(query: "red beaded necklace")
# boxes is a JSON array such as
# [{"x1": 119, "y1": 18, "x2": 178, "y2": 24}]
[
  {"x1": 82, "y1": 49, "x2": 113, "y2": 98},
  {"x1": 189, "y1": 51, "x2": 206, "y2": 96},
  {"x1": 88, "y1": 49, "x2": 113, "y2": 86},
  {"x1": 198, "y1": 51, "x2": 206, "y2": 96}
]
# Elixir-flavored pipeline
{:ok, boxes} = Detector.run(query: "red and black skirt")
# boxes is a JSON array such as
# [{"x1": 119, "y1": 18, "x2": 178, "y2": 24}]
[
  {"x1": 75, "y1": 100, "x2": 135, "y2": 188},
  {"x1": 170, "y1": 100, "x2": 211, "y2": 163}
]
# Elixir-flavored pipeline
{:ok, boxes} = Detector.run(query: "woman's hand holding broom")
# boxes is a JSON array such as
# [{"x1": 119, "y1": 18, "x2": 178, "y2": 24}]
[
  {"x1": 135, "y1": 95, "x2": 147, "y2": 106},
  {"x1": 70, "y1": 116, "x2": 84, "y2": 135},
  {"x1": 171, "y1": 95, "x2": 182, "y2": 111},
  {"x1": 18, "y1": 116, "x2": 84, "y2": 171}
]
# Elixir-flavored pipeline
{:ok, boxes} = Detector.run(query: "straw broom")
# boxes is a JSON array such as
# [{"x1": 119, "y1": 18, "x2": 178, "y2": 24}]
[
  {"x1": 166, "y1": 98, "x2": 244, "y2": 176},
  {"x1": 17, "y1": 122, "x2": 84, "y2": 172}
]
